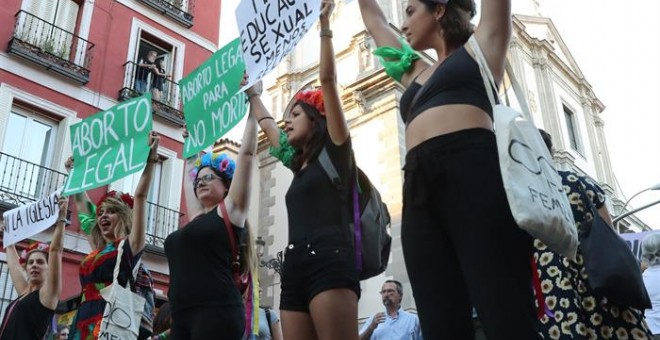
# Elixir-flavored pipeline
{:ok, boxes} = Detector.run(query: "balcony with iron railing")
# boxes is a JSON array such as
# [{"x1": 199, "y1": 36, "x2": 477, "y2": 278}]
[
  {"x1": 0, "y1": 152, "x2": 183, "y2": 250},
  {"x1": 138, "y1": 0, "x2": 195, "y2": 27},
  {"x1": 0, "y1": 152, "x2": 68, "y2": 211},
  {"x1": 7, "y1": 10, "x2": 95, "y2": 84},
  {"x1": 144, "y1": 201, "x2": 183, "y2": 252},
  {"x1": 119, "y1": 61, "x2": 185, "y2": 127}
]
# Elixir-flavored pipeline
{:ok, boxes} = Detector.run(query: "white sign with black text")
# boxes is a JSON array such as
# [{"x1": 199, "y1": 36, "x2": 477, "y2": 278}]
[
  {"x1": 236, "y1": 0, "x2": 321, "y2": 88},
  {"x1": 3, "y1": 189, "x2": 62, "y2": 246}
]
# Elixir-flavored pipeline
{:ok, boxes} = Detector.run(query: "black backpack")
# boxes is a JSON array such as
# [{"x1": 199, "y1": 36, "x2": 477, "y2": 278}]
[{"x1": 318, "y1": 148, "x2": 392, "y2": 280}]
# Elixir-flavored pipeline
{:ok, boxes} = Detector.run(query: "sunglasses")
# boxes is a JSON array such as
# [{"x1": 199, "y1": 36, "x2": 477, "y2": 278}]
[{"x1": 193, "y1": 174, "x2": 221, "y2": 188}]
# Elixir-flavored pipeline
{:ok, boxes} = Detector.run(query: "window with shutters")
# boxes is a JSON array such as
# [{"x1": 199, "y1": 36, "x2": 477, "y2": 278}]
[
  {"x1": 0, "y1": 106, "x2": 60, "y2": 202},
  {"x1": 8, "y1": 0, "x2": 94, "y2": 83},
  {"x1": 24, "y1": 0, "x2": 81, "y2": 59}
]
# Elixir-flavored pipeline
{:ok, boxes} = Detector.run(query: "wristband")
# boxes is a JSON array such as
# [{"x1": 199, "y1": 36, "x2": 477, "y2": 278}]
[
  {"x1": 58, "y1": 218, "x2": 71, "y2": 226},
  {"x1": 257, "y1": 116, "x2": 275, "y2": 125},
  {"x1": 320, "y1": 28, "x2": 333, "y2": 38}
]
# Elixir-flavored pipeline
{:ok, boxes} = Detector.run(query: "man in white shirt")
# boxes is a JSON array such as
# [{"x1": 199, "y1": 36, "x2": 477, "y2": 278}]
[{"x1": 359, "y1": 280, "x2": 423, "y2": 340}]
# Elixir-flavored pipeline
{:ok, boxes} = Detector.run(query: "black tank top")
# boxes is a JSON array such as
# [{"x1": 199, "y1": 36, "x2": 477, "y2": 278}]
[
  {"x1": 164, "y1": 208, "x2": 244, "y2": 313},
  {"x1": 399, "y1": 46, "x2": 494, "y2": 125},
  {"x1": 0, "y1": 290, "x2": 53, "y2": 340}
]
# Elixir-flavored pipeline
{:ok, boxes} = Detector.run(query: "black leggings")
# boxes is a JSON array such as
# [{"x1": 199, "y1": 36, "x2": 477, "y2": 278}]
[
  {"x1": 402, "y1": 129, "x2": 540, "y2": 340},
  {"x1": 170, "y1": 305, "x2": 245, "y2": 340}
]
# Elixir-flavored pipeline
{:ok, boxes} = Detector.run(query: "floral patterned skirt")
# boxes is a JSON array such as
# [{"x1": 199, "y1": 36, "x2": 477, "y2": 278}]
[{"x1": 534, "y1": 239, "x2": 653, "y2": 340}]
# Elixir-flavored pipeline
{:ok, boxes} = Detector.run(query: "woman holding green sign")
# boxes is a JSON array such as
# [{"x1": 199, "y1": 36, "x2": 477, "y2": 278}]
[
  {"x1": 244, "y1": 0, "x2": 361, "y2": 339},
  {"x1": 164, "y1": 112, "x2": 258, "y2": 339},
  {"x1": 65, "y1": 131, "x2": 160, "y2": 340}
]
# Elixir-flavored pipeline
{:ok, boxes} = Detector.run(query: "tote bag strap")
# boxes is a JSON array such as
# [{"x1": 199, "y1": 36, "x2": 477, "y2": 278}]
[
  {"x1": 112, "y1": 239, "x2": 126, "y2": 287},
  {"x1": 467, "y1": 35, "x2": 533, "y2": 120}
]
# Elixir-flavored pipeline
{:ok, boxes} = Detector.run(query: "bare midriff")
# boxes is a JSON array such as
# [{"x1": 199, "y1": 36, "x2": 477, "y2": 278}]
[{"x1": 405, "y1": 104, "x2": 493, "y2": 150}]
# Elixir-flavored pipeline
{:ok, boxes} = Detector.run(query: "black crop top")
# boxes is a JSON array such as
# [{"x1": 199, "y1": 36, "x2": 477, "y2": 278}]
[{"x1": 399, "y1": 46, "x2": 494, "y2": 125}]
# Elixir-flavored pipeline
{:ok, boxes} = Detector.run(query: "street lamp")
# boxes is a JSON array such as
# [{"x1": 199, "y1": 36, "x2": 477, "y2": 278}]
[
  {"x1": 614, "y1": 183, "x2": 660, "y2": 228},
  {"x1": 619, "y1": 183, "x2": 660, "y2": 214},
  {"x1": 255, "y1": 236, "x2": 283, "y2": 275}
]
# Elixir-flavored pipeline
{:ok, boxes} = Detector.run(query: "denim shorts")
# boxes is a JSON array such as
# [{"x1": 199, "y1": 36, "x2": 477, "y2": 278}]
[{"x1": 279, "y1": 237, "x2": 360, "y2": 312}]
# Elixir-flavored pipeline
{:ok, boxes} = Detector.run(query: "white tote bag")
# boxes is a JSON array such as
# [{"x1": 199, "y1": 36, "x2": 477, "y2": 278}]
[
  {"x1": 468, "y1": 36, "x2": 578, "y2": 260},
  {"x1": 98, "y1": 239, "x2": 146, "y2": 339}
]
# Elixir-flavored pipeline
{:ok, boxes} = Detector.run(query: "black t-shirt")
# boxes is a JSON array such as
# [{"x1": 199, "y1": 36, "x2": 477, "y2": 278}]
[
  {"x1": 0, "y1": 290, "x2": 53, "y2": 340},
  {"x1": 135, "y1": 58, "x2": 154, "y2": 81},
  {"x1": 285, "y1": 137, "x2": 353, "y2": 244},
  {"x1": 164, "y1": 208, "x2": 244, "y2": 313}
]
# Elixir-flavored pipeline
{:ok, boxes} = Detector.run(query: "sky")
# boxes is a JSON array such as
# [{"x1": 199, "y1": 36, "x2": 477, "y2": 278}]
[
  {"x1": 218, "y1": 0, "x2": 660, "y2": 229},
  {"x1": 530, "y1": 0, "x2": 660, "y2": 229}
]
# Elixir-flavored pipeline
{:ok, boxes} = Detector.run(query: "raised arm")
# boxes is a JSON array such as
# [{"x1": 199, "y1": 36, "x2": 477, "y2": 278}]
[
  {"x1": 244, "y1": 79, "x2": 280, "y2": 148},
  {"x1": 0, "y1": 219, "x2": 28, "y2": 295},
  {"x1": 357, "y1": 0, "x2": 400, "y2": 48},
  {"x1": 357, "y1": 0, "x2": 427, "y2": 86},
  {"x1": 130, "y1": 132, "x2": 159, "y2": 254},
  {"x1": 225, "y1": 113, "x2": 258, "y2": 226},
  {"x1": 319, "y1": 0, "x2": 349, "y2": 145},
  {"x1": 64, "y1": 157, "x2": 96, "y2": 249},
  {"x1": 473, "y1": 0, "x2": 512, "y2": 83},
  {"x1": 40, "y1": 196, "x2": 68, "y2": 310}
]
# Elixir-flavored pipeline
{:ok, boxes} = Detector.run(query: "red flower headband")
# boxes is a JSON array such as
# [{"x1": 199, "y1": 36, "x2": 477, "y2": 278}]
[
  {"x1": 19, "y1": 242, "x2": 49, "y2": 265},
  {"x1": 96, "y1": 191, "x2": 134, "y2": 209},
  {"x1": 294, "y1": 90, "x2": 325, "y2": 115}
]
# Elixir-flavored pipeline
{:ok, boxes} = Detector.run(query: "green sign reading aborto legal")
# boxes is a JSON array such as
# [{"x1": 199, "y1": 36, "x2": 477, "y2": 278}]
[
  {"x1": 180, "y1": 38, "x2": 248, "y2": 158},
  {"x1": 62, "y1": 94, "x2": 153, "y2": 196}
]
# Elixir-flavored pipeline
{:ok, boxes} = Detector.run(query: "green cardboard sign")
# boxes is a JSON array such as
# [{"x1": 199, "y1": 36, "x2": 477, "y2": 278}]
[
  {"x1": 180, "y1": 38, "x2": 247, "y2": 158},
  {"x1": 63, "y1": 94, "x2": 153, "y2": 196}
]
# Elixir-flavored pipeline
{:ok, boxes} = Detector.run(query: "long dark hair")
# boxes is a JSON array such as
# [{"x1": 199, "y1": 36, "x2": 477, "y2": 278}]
[
  {"x1": 420, "y1": 0, "x2": 476, "y2": 50},
  {"x1": 291, "y1": 102, "x2": 328, "y2": 173}
]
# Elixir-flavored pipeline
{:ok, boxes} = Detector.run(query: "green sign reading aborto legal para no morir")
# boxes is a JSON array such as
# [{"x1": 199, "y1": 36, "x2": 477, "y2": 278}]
[{"x1": 63, "y1": 94, "x2": 153, "y2": 196}]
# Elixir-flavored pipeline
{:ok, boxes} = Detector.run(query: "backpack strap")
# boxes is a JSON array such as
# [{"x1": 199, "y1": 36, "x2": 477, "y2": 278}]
[
  {"x1": 318, "y1": 148, "x2": 343, "y2": 191},
  {"x1": 265, "y1": 307, "x2": 273, "y2": 336},
  {"x1": 318, "y1": 147, "x2": 363, "y2": 272}
]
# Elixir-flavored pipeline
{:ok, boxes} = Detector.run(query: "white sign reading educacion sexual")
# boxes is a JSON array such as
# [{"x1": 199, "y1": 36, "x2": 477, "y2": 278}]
[
  {"x1": 3, "y1": 189, "x2": 61, "y2": 246},
  {"x1": 236, "y1": 0, "x2": 321, "y2": 88}
]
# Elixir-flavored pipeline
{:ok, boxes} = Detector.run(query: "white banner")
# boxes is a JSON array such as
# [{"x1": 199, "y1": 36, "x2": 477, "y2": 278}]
[
  {"x1": 2, "y1": 190, "x2": 62, "y2": 246},
  {"x1": 236, "y1": 0, "x2": 321, "y2": 88},
  {"x1": 620, "y1": 231, "x2": 657, "y2": 261}
]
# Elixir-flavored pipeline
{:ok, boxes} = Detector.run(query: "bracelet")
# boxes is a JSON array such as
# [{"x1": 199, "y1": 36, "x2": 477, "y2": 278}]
[
  {"x1": 58, "y1": 219, "x2": 71, "y2": 226},
  {"x1": 320, "y1": 28, "x2": 333, "y2": 38},
  {"x1": 257, "y1": 116, "x2": 275, "y2": 124}
]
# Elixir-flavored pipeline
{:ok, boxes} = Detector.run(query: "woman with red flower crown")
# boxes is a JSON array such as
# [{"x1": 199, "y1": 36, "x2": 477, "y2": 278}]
[
  {"x1": 0, "y1": 196, "x2": 68, "y2": 340},
  {"x1": 64, "y1": 131, "x2": 160, "y2": 340},
  {"x1": 243, "y1": 1, "x2": 360, "y2": 338}
]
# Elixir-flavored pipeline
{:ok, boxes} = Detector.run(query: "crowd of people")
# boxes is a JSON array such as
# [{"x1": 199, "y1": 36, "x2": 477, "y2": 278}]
[{"x1": 0, "y1": 0, "x2": 657, "y2": 339}]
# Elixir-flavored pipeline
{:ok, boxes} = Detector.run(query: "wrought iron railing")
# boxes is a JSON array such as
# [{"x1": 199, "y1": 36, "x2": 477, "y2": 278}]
[
  {"x1": 138, "y1": 0, "x2": 195, "y2": 27},
  {"x1": 119, "y1": 61, "x2": 185, "y2": 126},
  {"x1": 0, "y1": 152, "x2": 68, "y2": 209},
  {"x1": 8, "y1": 10, "x2": 95, "y2": 84},
  {"x1": 145, "y1": 201, "x2": 183, "y2": 248}
]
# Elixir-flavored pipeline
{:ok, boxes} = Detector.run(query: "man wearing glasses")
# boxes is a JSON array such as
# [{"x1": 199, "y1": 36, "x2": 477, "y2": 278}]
[{"x1": 359, "y1": 280, "x2": 423, "y2": 340}]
